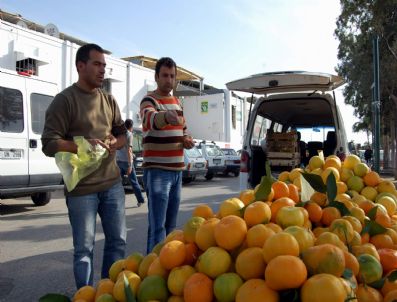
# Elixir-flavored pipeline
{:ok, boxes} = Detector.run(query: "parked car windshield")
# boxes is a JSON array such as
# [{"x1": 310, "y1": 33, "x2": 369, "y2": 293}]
[
  {"x1": 185, "y1": 146, "x2": 202, "y2": 158},
  {"x1": 222, "y1": 148, "x2": 237, "y2": 156},
  {"x1": 205, "y1": 145, "x2": 223, "y2": 156}
]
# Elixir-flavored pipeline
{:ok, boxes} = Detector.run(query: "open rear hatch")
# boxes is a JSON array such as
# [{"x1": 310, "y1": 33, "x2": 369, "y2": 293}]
[{"x1": 225, "y1": 71, "x2": 344, "y2": 94}]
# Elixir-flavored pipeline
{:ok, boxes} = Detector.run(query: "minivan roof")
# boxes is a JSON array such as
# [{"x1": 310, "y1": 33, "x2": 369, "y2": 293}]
[{"x1": 225, "y1": 71, "x2": 344, "y2": 94}]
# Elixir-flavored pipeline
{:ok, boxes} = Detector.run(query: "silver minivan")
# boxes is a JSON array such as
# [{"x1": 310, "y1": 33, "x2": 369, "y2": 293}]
[{"x1": 226, "y1": 71, "x2": 348, "y2": 190}]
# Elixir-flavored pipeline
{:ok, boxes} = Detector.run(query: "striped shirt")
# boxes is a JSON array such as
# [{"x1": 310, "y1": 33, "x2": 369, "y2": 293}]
[{"x1": 140, "y1": 93, "x2": 186, "y2": 170}]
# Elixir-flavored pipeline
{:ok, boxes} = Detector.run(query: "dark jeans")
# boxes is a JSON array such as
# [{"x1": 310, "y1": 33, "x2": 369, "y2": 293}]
[
  {"x1": 143, "y1": 168, "x2": 182, "y2": 254},
  {"x1": 117, "y1": 161, "x2": 145, "y2": 204}
]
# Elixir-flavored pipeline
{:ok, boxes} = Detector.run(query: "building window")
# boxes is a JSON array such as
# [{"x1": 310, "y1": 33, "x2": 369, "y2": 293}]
[
  {"x1": 231, "y1": 105, "x2": 236, "y2": 129},
  {"x1": 102, "y1": 79, "x2": 112, "y2": 94},
  {"x1": 16, "y1": 58, "x2": 37, "y2": 76}
]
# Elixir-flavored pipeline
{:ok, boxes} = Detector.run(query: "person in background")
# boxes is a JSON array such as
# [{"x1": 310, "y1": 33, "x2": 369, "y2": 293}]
[
  {"x1": 364, "y1": 145, "x2": 373, "y2": 165},
  {"x1": 296, "y1": 131, "x2": 307, "y2": 167},
  {"x1": 140, "y1": 57, "x2": 194, "y2": 254},
  {"x1": 117, "y1": 119, "x2": 145, "y2": 207},
  {"x1": 336, "y1": 147, "x2": 346, "y2": 161},
  {"x1": 41, "y1": 43, "x2": 127, "y2": 289}
]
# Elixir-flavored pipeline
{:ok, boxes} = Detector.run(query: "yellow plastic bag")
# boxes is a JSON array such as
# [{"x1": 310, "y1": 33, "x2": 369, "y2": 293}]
[{"x1": 55, "y1": 136, "x2": 108, "y2": 192}]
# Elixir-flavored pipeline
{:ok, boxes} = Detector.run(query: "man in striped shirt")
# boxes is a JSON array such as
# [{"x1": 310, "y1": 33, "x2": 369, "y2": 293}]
[{"x1": 140, "y1": 57, "x2": 194, "y2": 253}]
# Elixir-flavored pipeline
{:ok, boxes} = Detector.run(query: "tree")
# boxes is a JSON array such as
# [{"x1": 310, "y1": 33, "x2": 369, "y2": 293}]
[{"x1": 335, "y1": 0, "x2": 397, "y2": 175}]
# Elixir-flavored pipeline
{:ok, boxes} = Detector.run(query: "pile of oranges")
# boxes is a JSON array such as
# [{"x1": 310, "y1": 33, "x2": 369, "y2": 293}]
[{"x1": 72, "y1": 154, "x2": 397, "y2": 302}]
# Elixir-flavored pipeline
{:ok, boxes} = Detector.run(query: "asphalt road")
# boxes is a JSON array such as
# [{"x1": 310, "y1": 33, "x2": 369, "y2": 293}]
[{"x1": 0, "y1": 175, "x2": 240, "y2": 302}]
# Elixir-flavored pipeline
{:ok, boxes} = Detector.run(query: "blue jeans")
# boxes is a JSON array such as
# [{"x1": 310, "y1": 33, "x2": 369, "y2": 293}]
[
  {"x1": 143, "y1": 168, "x2": 182, "y2": 254},
  {"x1": 117, "y1": 161, "x2": 145, "y2": 204},
  {"x1": 66, "y1": 181, "x2": 126, "y2": 289}
]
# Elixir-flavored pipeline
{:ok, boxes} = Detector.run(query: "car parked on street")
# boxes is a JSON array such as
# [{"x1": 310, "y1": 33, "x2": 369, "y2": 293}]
[
  {"x1": 221, "y1": 148, "x2": 240, "y2": 177},
  {"x1": 183, "y1": 146, "x2": 208, "y2": 183},
  {"x1": 196, "y1": 140, "x2": 226, "y2": 180}
]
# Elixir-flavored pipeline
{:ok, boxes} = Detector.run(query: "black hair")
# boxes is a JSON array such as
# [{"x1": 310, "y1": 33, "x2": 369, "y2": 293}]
[
  {"x1": 155, "y1": 57, "x2": 177, "y2": 76},
  {"x1": 125, "y1": 119, "x2": 133, "y2": 129},
  {"x1": 75, "y1": 43, "x2": 104, "y2": 67}
]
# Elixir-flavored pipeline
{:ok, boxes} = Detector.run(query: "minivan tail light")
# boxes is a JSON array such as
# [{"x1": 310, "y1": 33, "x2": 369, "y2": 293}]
[{"x1": 240, "y1": 150, "x2": 249, "y2": 173}]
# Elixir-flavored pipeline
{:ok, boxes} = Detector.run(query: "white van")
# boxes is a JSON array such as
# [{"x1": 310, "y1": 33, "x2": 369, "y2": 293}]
[
  {"x1": 0, "y1": 69, "x2": 63, "y2": 205},
  {"x1": 226, "y1": 71, "x2": 348, "y2": 190}
]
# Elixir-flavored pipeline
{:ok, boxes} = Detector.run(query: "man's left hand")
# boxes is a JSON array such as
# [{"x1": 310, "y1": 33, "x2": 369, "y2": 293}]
[
  {"x1": 183, "y1": 135, "x2": 195, "y2": 149},
  {"x1": 105, "y1": 134, "x2": 118, "y2": 155}
]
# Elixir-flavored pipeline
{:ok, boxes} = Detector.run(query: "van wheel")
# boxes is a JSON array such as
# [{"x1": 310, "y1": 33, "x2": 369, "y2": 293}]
[
  {"x1": 205, "y1": 173, "x2": 214, "y2": 180},
  {"x1": 234, "y1": 171, "x2": 240, "y2": 177},
  {"x1": 31, "y1": 192, "x2": 51, "y2": 206}
]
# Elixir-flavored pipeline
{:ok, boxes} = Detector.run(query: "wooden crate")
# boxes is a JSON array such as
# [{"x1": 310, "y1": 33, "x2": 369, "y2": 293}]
[
  {"x1": 266, "y1": 131, "x2": 298, "y2": 153},
  {"x1": 267, "y1": 152, "x2": 300, "y2": 159}
]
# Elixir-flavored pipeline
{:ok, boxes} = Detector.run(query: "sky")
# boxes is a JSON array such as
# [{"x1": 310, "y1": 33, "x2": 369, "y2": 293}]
[{"x1": 0, "y1": 0, "x2": 368, "y2": 144}]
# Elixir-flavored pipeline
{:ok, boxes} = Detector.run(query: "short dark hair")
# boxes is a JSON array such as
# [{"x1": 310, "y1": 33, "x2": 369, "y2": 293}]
[
  {"x1": 155, "y1": 57, "x2": 177, "y2": 76},
  {"x1": 125, "y1": 119, "x2": 133, "y2": 129},
  {"x1": 75, "y1": 43, "x2": 104, "y2": 67}
]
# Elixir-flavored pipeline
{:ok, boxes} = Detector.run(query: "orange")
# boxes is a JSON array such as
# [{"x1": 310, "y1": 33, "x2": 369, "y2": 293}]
[
  {"x1": 314, "y1": 231, "x2": 347, "y2": 251},
  {"x1": 302, "y1": 243, "x2": 346, "y2": 277},
  {"x1": 287, "y1": 183, "x2": 300, "y2": 202},
  {"x1": 275, "y1": 206, "x2": 305, "y2": 229},
  {"x1": 183, "y1": 272, "x2": 213, "y2": 302},
  {"x1": 95, "y1": 279, "x2": 114, "y2": 301},
  {"x1": 378, "y1": 248, "x2": 397, "y2": 275},
  {"x1": 289, "y1": 167, "x2": 304, "y2": 182},
  {"x1": 243, "y1": 201, "x2": 271, "y2": 227},
  {"x1": 321, "y1": 167, "x2": 340, "y2": 184},
  {"x1": 235, "y1": 247, "x2": 266, "y2": 280},
  {"x1": 355, "y1": 284, "x2": 383, "y2": 302},
  {"x1": 271, "y1": 180, "x2": 290, "y2": 200},
  {"x1": 310, "y1": 192, "x2": 328, "y2": 207},
  {"x1": 352, "y1": 243, "x2": 380, "y2": 260},
  {"x1": 213, "y1": 272, "x2": 243, "y2": 302},
  {"x1": 137, "y1": 275, "x2": 169, "y2": 302},
  {"x1": 214, "y1": 215, "x2": 247, "y2": 251},
  {"x1": 235, "y1": 279, "x2": 279, "y2": 302},
  {"x1": 278, "y1": 171, "x2": 290, "y2": 182},
  {"x1": 336, "y1": 181, "x2": 348, "y2": 194},
  {"x1": 270, "y1": 197, "x2": 295, "y2": 222},
  {"x1": 370, "y1": 233, "x2": 394, "y2": 249},
  {"x1": 165, "y1": 229, "x2": 185, "y2": 243},
  {"x1": 324, "y1": 157, "x2": 342, "y2": 171},
  {"x1": 73, "y1": 285, "x2": 96, "y2": 302},
  {"x1": 265, "y1": 255, "x2": 307, "y2": 290},
  {"x1": 197, "y1": 246, "x2": 231, "y2": 278},
  {"x1": 266, "y1": 222, "x2": 283, "y2": 233},
  {"x1": 159, "y1": 240, "x2": 186, "y2": 270},
  {"x1": 357, "y1": 253, "x2": 383, "y2": 284},
  {"x1": 124, "y1": 252, "x2": 144, "y2": 273},
  {"x1": 239, "y1": 189, "x2": 256, "y2": 205},
  {"x1": 195, "y1": 217, "x2": 219, "y2": 251},
  {"x1": 167, "y1": 265, "x2": 196, "y2": 296},
  {"x1": 300, "y1": 273, "x2": 347, "y2": 302},
  {"x1": 384, "y1": 289, "x2": 397, "y2": 302},
  {"x1": 192, "y1": 204, "x2": 214, "y2": 219},
  {"x1": 183, "y1": 216, "x2": 205, "y2": 243},
  {"x1": 138, "y1": 252, "x2": 157, "y2": 279},
  {"x1": 329, "y1": 218, "x2": 354, "y2": 244},
  {"x1": 246, "y1": 224, "x2": 275, "y2": 248},
  {"x1": 312, "y1": 226, "x2": 329, "y2": 238},
  {"x1": 113, "y1": 271, "x2": 141, "y2": 301},
  {"x1": 284, "y1": 225, "x2": 315, "y2": 253},
  {"x1": 343, "y1": 251, "x2": 359, "y2": 276},
  {"x1": 218, "y1": 197, "x2": 245, "y2": 218},
  {"x1": 304, "y1": 202, "x2": 323, "y2": 223},
  {"x1": 184, "y1": 242, "x2": 199, "y2": 266},
  {"x1": 378, "y1": 180, "x2": 396, "y2": 193},
  {"x1": 382, "y1": 270, "x2": 397, "y2": 296},
  {"x1": 262, "y1": 232, "x2": 300, "y2": 263},
  {"x1": 342, "y1": 215, "x2": 362, "y2": 233},
  {"x1": 375, "y1": 211, "x2": 393, "y2": 228},
  {"x1": 363, "y1": 170, "x2": 381, "y2": 186},
  {"x1": 320, "y1": 207, "x2": 341, "y2": 226},
  {"x1": 147, "y1": 257, "x2": 168, "y2": 279}
]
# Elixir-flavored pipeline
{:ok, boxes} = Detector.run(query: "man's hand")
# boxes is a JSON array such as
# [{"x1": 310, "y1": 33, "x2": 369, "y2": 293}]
[
  {"x1": 127, "y1": 166, "x2": 132, "y2": 176},
  {"x1": 104, "y1": 134, "x2": 118, "y2": 155},
  {"x1": 87, "y1": 138, "x2": 110, "y2": 152},
  {"x1": 165, "y1": 110, "x2": 184, "y2": 126},
  {"x1": 183, "y1": 135, "x2": 195, "y2": 149}
]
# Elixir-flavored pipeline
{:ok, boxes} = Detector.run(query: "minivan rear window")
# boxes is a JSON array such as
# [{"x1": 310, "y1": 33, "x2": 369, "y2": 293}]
[{"x1": 0, "y1": 86, "x2": 24, "y2": 133}]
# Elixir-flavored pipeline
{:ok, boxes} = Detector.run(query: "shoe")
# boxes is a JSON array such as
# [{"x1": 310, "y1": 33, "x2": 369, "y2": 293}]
[{"x1": 137, "y1": 202, "x2": 143, "y2": 207}]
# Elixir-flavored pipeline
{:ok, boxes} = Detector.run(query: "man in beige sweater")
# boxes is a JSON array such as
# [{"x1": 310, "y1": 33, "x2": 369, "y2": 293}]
[{"x1": 41, "y1": 43, "x2": 127, "y2": 289}]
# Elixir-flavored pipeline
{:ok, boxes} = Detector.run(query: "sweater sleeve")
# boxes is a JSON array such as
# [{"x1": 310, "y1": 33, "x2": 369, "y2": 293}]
[{"x1": 140, "y1": 96, "x2": 168, "y2": 130}]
